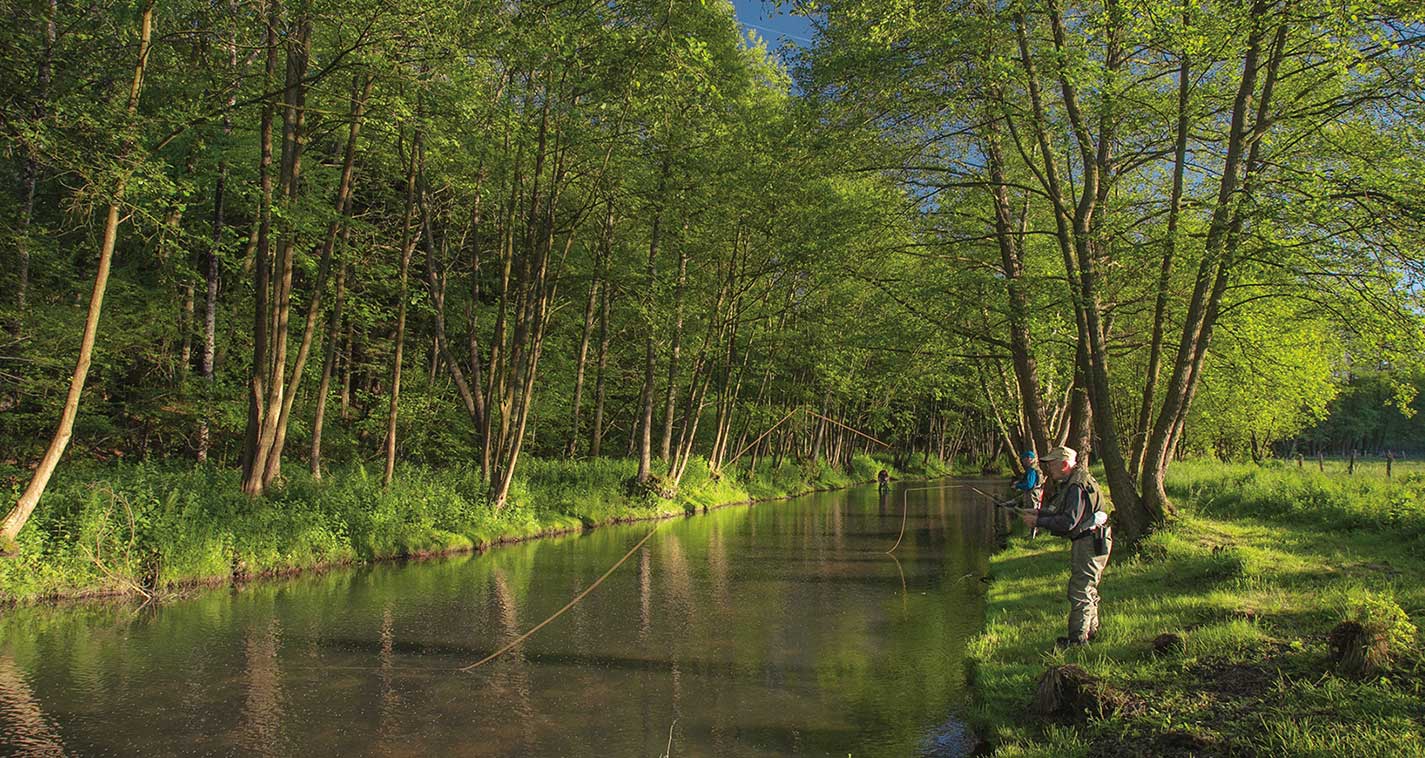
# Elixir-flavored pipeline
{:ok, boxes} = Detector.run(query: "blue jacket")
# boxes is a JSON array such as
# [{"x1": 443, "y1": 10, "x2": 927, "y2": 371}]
[{"x1": 1012, "y1": 467, "x2": 1040, "y2": 493}]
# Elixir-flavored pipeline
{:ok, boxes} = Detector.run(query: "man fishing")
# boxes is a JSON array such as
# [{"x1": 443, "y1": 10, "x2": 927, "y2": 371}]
[
  {"x1": 1011, "y1": 450, "x2": 1043, "y2": 510},
  {"x1": 1019, "y1": 445, "x2": 1111, "y2": 648}
]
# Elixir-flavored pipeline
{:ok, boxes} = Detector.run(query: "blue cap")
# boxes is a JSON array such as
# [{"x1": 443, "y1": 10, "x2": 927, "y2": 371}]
[{"x1": 1021, "y1": 450, "x2": 1037, "y2": 460}]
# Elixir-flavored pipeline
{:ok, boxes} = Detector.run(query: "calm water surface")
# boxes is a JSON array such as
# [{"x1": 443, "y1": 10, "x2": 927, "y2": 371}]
[{"x1": 0, "y1": 481, "x2": 998, "y2": 756}]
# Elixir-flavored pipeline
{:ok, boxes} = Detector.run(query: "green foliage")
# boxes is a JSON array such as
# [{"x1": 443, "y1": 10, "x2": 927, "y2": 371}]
[
  {"x1": 1300, "y1": 368, "x2": 1425, "y2": 455},
  {"x1": 1185, "y1": 302, "x2": 1342, "y2": 459}
]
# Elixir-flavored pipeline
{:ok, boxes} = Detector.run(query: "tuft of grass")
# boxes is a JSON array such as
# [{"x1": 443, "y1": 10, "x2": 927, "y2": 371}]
[{"x1": 968, "y1": 461, "x2": 1425, "y2": 756}]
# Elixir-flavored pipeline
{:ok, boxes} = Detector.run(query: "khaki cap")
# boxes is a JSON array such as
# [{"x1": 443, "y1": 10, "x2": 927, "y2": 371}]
[{"x1": 1041, "y1": 445, "x2": 1078, "y2": 464}]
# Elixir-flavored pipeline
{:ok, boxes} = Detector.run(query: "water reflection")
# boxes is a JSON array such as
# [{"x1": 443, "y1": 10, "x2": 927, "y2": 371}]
[
  {"x1": 239, "y1": 617, "x2": 286, "y2": 755},
  {"x1": 0, "y1": 481, "x2": 996, "y2": 757},
  {"x1": 0, "y1": 654, "x2": 65, "y2": 756}
]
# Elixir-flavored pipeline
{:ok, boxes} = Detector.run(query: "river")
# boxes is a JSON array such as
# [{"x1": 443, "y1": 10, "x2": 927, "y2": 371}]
[{"x1": 0, "y1": 480, "x2": 998, "y2": 756}]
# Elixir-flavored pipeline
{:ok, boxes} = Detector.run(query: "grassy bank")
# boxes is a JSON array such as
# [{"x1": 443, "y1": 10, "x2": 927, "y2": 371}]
[
  {"x1": 0, "y1": 453, "x2": 957, "y2": 605},
  {"x1": 968, "y1": 460, "x2": 1425, "y2": 756}
]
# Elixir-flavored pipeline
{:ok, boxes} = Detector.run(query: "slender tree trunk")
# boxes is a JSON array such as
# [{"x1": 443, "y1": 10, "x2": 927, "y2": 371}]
[
  {"x1": 490, "y1": 115, "x2": 575, "y2": 508},
  {"x1": 422, "y1": 188, "x2": 484, "y2": 430},
  {"x1": 980, "y1": 67, "x2": 1050, "y2": 455},
  {"x1": 198, "y1": 88, "x2": 230, "y2": 463},
  {"x1": 247, "y1": 18, "x2": 312, "y2": 492},
  {"x1": 310, "y1": 257, "x2": 346, "y2": 480},
  {"x1": 1140, "y1": 5, "x2": 1282, "y2": 522},
  {"x1": 567, "y1": 206, "x2": 609, "y2": 458},
  {"x1": 1065, "y1": 335, "x2": 1093, "y2": 455},
  {"x1": 179, "y1": 281, "x2": 195, "y2": 372},
  {"x1": 590, "y1": 283, "x2": 612, "y2": 457},
  {"x1": 2, "y1": 2, "x2": 154, "y2": 546},
  {"x1": 10, "y1": 0, "x2": 55, "y2": 342},
  {"x1": 482, "y1": 121, "x2": 524, "y2": 484},
  {"x1": 254, "y1": 23, "x2": 310, "y2": 488},
  {"x1": 240, "y1": 5, "x2": 283, "y2": 495},
  {"x1": 659, "y1": 247, "x2": 688, "y2": 460},
  {"x1": 201, "y1": 2, "x2": 239, "y2": 460},
  {"x1": 638, "y1": 157, "x2": 671, "y2": 483},
  {"x1": 197, "y1": 164, "x2": 223, "y2": 462},
  {"x1": 428, "y1": 333, "x2": 440, "y2": 388},
  {"x1": 566, "y1": 274, "x2": 599, "y2": 457},
  {"x1": 1132, "y1": 49, "x2": 1190, "y2": 476},
  {"x1": 340, "y1": 319, "x2": 353, "y2": 420},
  {"x1": 260, "y1": 71, "x2": 366, "y2": 484},
  {"x1": 384, "y1": 128, "x2": 422, "y2": 488}
]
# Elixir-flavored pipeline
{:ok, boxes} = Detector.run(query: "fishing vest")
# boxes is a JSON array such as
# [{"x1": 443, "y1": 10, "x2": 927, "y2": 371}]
[{"x1": 1047, "y1": 465, "x2": 1105, "y2": 539}]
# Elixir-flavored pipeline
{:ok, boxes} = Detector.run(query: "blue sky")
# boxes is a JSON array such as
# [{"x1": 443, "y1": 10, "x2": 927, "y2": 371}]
[{"x1": 730, "y1": 0, "x2": 815, "y2": 47}]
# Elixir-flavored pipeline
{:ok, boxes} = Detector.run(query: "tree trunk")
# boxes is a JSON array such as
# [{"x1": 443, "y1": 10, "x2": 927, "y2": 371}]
[
  {"x1": 340, "y1": 319, "x2": 354, "y2": 420},
  {"x1": 591, "y1": 281, "x2": 612, "y2": 457},
  {"x1": 384, "y1": 127, "x2": 422, "y2": 488},
  {"x1": 1140, "y1": 5, "x2": 1282, "y2": 524},
  {"x1": 1065, "y1": 335, "x2": 1093, "y2": 455},
  {"x1": 240, "y1": 6, "x2": 286, "y2": 496},
  {"x1": 310, "y1": 256, "x2": 346, "y2": 480},
  {"x1": 252, "y1": 21, "x2": 311, "y2": 490},
  {"x1": 2, "y1": 2, "x2": 154, "y2": 546},
  {"x1": 1132, "y1": 49, "x2": 1191, "y2": 477},
  {"x1": 567, "y1": 205, "x2": 610, "y2": 458},
  {"x1": 638, "y1": 157, "x2": 671, "y2": 483},
  {"x1": 198, "y1": 79, "x2": 231, "y2": 463},
  {"x1": 10, "y1": 0, "x2": 55, "y2": 342},
  {"x1": 659, "y1": 247, "x2": 688, "y2": 461},
  {"x1": 981, "y1": 75, "x2": 1051, "y2": 456},
  {"x1": 422, "y1": 187, "x2": 484, "y2": 431},
  {"x1": 260, "y1": 71, "x2": 367, "y2": 485}
]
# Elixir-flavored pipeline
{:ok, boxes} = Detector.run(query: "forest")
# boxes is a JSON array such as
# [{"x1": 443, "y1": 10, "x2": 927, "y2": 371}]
[{"x1": 2, "y1": 0, "x2": 1423, "y2": 577}]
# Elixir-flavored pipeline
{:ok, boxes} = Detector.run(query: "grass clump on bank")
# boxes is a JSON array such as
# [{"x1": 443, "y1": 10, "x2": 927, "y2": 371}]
[
  {"x1": 968, "y1": 460, "x2": 1425, "y2": 756},
  {"x1": 0, "y1": 452, "x2": 931, "y2": 604}
]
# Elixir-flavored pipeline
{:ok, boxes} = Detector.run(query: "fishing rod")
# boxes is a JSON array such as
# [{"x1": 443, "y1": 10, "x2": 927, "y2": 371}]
[{"x1": 964, "y1": 484, "x2": 1040, "y2": 514}]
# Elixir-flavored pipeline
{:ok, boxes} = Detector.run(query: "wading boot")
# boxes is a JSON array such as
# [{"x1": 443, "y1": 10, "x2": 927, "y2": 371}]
[{"x1": 1054, "y1": 636, "x2": 1088, "y2": 650}]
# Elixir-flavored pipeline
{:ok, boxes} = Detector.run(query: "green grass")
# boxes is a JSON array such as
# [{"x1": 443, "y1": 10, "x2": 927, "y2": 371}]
[
  {"x1": 968, "y1": 460, "x2": 1425, "y2": 756},
  {"x1": 0, "y1": 452, "x2": 942, "y2": 604}
]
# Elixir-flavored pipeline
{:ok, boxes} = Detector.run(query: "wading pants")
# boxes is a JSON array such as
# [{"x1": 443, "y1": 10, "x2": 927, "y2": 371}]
[{"x1": 1068, "y1": 528, "x2": 1112, "y2": 642}]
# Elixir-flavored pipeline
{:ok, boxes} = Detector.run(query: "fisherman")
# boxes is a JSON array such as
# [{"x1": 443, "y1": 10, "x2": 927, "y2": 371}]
[
  {"x1": 1019, "y1": 445, "x2": 1111, "y2": 648},
  {"x1": 1011, "y1": 450, "x2": 1044, "y2": 510},
  {"x1": 877, "y1": 469, "x2": 891, "y2": 494}
]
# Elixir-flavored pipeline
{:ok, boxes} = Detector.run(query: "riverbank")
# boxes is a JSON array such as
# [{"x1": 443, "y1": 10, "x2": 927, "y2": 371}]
[
  {"x1": 0, "y1": 453, "x2": 967, "y2": 605},
  {"x1": 967, "y1": 460, "x2": 1425, "y2": 756}
]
